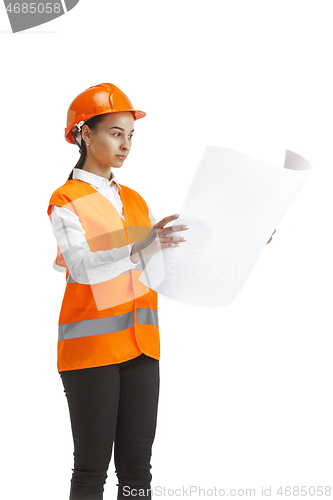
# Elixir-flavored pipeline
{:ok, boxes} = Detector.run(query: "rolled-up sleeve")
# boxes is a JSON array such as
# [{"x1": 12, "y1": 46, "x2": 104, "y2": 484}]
[{"x1": 50, "y1": 205, "x2": 138, "y2": 284}]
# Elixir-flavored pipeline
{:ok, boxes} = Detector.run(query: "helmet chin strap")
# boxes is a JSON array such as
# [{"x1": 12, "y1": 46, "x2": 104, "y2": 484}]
[
  {"x1": 71, "y1": 121, "x2": 84, "y2": 151},
  {"x1": 74, "y1": 133, "x2": 82, "y2": 151}
]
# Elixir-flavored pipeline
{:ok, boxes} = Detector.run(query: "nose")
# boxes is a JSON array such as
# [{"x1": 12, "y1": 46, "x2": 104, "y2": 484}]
[{"x1": 121, "y1": 137, "x2": 131, "y2": 150}]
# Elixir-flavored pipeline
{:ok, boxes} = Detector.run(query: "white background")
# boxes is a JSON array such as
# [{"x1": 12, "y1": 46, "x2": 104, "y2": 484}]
[{"x1": 1, "y1": 1, "x2": 332, "y2": 498}]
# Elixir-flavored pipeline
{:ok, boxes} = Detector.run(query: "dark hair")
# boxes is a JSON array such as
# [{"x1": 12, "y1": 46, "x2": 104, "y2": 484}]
[{"x1": 67, "y1": 111, "x2": 135, "y2": 181}]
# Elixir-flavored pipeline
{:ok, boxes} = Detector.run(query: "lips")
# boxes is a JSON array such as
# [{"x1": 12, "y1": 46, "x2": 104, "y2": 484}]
[{"x1": 116, "y1": 155, "x2": 127, "y2": 159}]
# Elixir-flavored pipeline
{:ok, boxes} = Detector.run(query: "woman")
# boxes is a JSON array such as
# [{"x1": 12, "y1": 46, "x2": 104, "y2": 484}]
[{"x1": 47, "y1": 83, "x2": 189, "y2": 500}]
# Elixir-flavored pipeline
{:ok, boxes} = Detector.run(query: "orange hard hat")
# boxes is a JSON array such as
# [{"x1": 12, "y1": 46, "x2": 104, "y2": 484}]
[{"x1": 65, "y1": 83, "x2": 146, "y2": 146}]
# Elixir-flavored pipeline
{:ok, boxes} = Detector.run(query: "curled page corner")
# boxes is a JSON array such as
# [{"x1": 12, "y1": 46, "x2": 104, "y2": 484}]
[
  {"x1": 139, "y1": 146, "x2": 311, "y2": 307},
  {"x1": 284, "y1": 149, "x2": 312, "y2": 171}
]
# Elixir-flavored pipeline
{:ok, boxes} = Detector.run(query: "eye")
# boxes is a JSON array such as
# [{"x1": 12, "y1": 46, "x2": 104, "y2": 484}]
[{"x1": 113, "y1": 133, "x2": 134, "y2": 139}]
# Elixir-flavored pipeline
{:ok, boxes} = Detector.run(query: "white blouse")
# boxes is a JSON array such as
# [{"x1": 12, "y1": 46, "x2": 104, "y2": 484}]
[{"x1": 49, "y1": 167, "x2": 156, "y2": 285}]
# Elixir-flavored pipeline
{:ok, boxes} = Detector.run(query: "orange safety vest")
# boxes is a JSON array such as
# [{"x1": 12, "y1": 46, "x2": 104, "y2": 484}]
[{"x1": 47, "y1": 179, "x2": 160, "y2": 372}]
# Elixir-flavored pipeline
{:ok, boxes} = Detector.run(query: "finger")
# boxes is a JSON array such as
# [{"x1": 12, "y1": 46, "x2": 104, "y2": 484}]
[
  {"x1": 165, "y1": 224, "x2": 189, "y2": 233},
  {"x1": 154, "y1": 214, "x2": 180, "y2": 228},
  {"x1": 163, "y1": 235, "x2": 187, "y2": 242}
]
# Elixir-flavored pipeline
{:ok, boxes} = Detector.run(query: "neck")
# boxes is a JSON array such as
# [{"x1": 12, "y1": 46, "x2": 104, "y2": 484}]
[{"x1": 81, "y1": 164, "x2": 113, "y2": 181}]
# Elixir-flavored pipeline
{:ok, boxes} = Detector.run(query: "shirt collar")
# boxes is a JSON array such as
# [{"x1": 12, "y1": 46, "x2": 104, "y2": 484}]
[{"x1": 72, "y1": 168, "x2": 122, "y2": 190}]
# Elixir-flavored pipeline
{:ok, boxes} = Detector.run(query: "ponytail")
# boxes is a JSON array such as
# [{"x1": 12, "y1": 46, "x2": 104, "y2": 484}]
[{"x1": 67, "y1": 140, "x2": 87, "y2": 180}]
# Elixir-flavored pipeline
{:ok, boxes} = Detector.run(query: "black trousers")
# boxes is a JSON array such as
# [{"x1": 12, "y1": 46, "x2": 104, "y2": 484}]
[{"x1": 60, "y1": 353, "x2": 160, "y2": 500}]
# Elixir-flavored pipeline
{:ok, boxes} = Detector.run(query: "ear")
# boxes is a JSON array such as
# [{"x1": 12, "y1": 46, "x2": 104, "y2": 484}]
[{"x1": 81, "y1": 124, "x2": 92, "y2": 144}]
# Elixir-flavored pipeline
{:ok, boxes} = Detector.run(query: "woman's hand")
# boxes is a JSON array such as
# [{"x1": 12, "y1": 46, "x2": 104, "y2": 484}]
[
  {"x1": 266, "y1": 229, "x2": 276, "y2": 244},
  {"x1": 130, "y1": 214, "x2": 189, "y2": 263}
]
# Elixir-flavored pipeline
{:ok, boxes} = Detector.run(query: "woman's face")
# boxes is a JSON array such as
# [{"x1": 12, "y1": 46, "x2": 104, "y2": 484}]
[{"x1": 82, "y1": 111, "x2": 135, "y2": 169}]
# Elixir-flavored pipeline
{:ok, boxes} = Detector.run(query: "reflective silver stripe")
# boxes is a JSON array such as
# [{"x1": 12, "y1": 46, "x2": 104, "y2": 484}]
[
  {"x1": 137, "y1": 308, "x2": 159, "y2": 328},
  {"x1": 59, "y1": 311, "x2": 134, "y2": 341},
  {"x1": 66, "y1": 273, "x2": 73, "y2": 284},
  {"x1": 133, "y1": 260, "x2": 146, "y2": 272},
  {"x1": 58, "y1": 307, "x2": 158, "y2": 341},
  {"x1": 66, "y1": 262, "x2": 146, "y2": 284}
]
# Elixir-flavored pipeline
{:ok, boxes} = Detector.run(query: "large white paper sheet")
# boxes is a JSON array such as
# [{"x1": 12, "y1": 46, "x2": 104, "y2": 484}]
[{"x1": 139, "y1": 147, "x2": 311, "y2": 307}]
